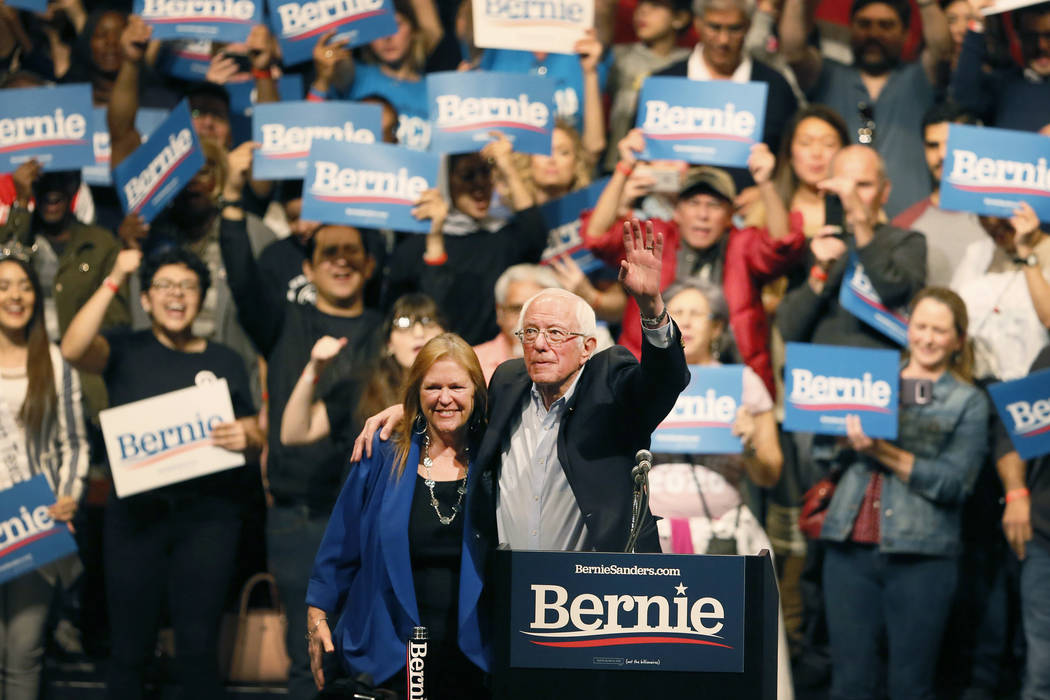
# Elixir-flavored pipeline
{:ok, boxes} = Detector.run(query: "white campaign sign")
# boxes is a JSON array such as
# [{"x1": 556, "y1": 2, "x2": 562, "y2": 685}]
[
  {"x1": 100, "y1": 380, "x2": 245, "y2": 498},
  {"x1": 471, "y1": 0, "x2": 593, "y2": 54},
  {"x1": 980, "y1": 0, "x2": 1046, "y2": 14}
]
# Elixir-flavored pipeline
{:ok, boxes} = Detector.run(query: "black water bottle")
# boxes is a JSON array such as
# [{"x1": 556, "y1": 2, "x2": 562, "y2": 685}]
[{"x1": 406, "y1": 625, "x2": 428, "y2": 699}]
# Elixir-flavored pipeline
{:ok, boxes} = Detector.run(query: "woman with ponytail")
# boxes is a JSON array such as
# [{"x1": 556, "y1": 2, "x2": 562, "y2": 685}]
[
  {"x1": 814, "y1": 286, "x2": 988, "y2": 700},
  {"x1": 0, "y1": 250, "x2": 87, "y2": 699}
]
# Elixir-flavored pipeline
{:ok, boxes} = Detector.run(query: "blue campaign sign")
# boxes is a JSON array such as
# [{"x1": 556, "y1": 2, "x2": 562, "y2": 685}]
[
  {"x1": 158, "y1": 39, "x2": 213, "y2": 81},
  {"x1": 635, "y1": 77, "x2": 767, "y2": 168},
  {"x1": 267, "y1": 0, "x2": 398, "y2": 66},
  {"x1": 988, "y1": 368, "x2": 1050, "y2": 460},
  {"x1": 301, "y1": 140, "x2": 440, "y2": 233},
  {"x1": 0, "y1": 475, "x2": 78, "y2": 586},
  {"x1": 838, "y1": 254, "x2": 909, "y2": 346},
  {"x1": 83, "y1": 107, "x2": 169, "y2": 187},
  {"x1": 4, "y1": 0, "x2": 45, "y2": 11},
  {"x1": 113, "y1": 101, "x2": 205, "y2": 223},
  {"x1": 134, "y1": 0, "x2": 262, "y2": 42},
  {"x1": 940, "y1": 123, "x2": 1050, "y2": 221},
  {"x1": 0, "y1": 84, "x2": 94, "y2": 173},
  {"x1": 428, "y1": 71, "x2": 556, "y2": 156},
  {"x1": 226, "y1": 74, "x2": 305, "y2": 145},
  {"x1": 652, "y1": 365, "x2": 744, "y2": 454},
  {"x1": 783, "y1": 342, "x2": 900, "y2": 439},
  {"x1": 508, "y1": 551, "x2": 745, "y2": 673},
  {"x1": 539, "y1": 177, "x2": 610, "y2": 275},
  {"x1": 253, "y1": 101, "x2": 382, "y2": 179}
]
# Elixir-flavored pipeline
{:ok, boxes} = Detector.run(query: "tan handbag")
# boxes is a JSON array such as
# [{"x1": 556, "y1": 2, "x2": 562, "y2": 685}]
[{"x1": 220, "y1": 572, "x2": 292, "y2": 682}]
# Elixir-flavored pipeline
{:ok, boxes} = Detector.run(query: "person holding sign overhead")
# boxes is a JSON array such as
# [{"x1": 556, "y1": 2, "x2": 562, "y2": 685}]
[
  {"x1": 61, "y1": 247, "x2": 263, "y2": 700},
  {"x1": 0, "y1": 250, "x2": 87, "y2": 700},
  {"x1": 813, "y1": 287, "x2": 988, "y2": 700}
]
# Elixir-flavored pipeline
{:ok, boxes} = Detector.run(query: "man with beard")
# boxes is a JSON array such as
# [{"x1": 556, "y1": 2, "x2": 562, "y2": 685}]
[
  {"x1": 892, "y1": 101, "x2": 986, "y2": 287},
  {"x1": 951, "y1": 0, "x2": 1050, "y2": 131},
  {"x1": 779, "y1": 0, "x2": 953, "y2": 218}
]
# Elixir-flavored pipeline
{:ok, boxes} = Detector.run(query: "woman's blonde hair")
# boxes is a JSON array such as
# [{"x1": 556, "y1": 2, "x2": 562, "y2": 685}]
[
  {"x1": 906, "y1": 287, "x2": 975, "y2": 383},
  {"x1": 392, "y1": 333, "x2": 488, "y2": 478},
  {"x1": 512, "y1": 120, "x2": 593, "y2": 202}
]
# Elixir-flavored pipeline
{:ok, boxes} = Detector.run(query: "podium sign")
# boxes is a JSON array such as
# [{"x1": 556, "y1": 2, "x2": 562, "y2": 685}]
[{"x1": 507, "y1": 550, "x2": 745, "y2": 672}]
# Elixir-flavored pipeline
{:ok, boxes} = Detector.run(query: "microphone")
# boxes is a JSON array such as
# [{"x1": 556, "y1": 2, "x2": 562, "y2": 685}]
[{"x1": 632, "y1": 449, "x2": 653, "y2": 485}]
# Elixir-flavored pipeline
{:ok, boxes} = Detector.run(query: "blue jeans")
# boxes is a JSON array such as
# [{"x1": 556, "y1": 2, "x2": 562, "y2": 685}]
[
  {"x1": 823, "y1": 544, "x2": 957, "y2": 700},
  {"x1": 267, "y1": 503, "x2": 330, "y2": 700},
  {"x1": 1022, "y1": 544, "x2": 1050, "y2": 700}
]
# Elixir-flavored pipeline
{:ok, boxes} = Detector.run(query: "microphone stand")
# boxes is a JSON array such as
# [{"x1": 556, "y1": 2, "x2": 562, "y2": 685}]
[{"x1": 624, "y1": 450, "x2": 653, "y2": 553}]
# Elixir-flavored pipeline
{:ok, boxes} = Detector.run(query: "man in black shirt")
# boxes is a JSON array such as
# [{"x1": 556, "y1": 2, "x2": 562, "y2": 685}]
[
  {"x1": 219, "y1": 143, "x2": 383, "y2": 700},
  {"x1": 994, "y1": 346, "x2": 1050, "y2": 700}
]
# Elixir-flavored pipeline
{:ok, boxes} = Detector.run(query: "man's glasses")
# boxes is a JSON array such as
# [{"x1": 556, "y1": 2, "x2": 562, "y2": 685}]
[
  {"x1": 514, "y1": 327, "x2": 586, "y2": 346},
  {"x1": 857, "y1": 102, "x2": 876, "y2": 145},
  {"x1": 151, "y1": 279, "x2": 200, "y2": 293}
]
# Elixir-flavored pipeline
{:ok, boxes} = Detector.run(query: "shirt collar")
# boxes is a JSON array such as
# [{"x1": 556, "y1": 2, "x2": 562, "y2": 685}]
[
  {"x1": 530, "y1": 364, "x2": 585, "y2": 414},
  {"x1": 687, "y1": 44, "x2": 752, "y2": 83}
]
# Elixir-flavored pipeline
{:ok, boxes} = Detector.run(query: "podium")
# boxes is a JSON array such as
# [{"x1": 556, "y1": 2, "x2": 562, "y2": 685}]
[{"x1": 491, "y1": 548, "x2": 779, "y2": 700}]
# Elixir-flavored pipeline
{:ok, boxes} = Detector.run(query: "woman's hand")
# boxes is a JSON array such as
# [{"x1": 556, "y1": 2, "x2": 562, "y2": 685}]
[
  {"x1": 747, "y1": 142, "x2": 776, "y2": 185},
  {"x1": 574, "y1": 27, "x2": 602, "y2": 75},
  {"x1": 549, "y1": 254, "x2": 595, "y2": 301},
  {"x1": 312, "y1": 30, "x2": 350, "y2": 93},
  {"x1": 307, "y1": 605, "x2": 334, "y2": 691},
  {"x1": 617, "y1": 128, "x2": 645, "y2": 169},
  {"x1": 810, "y1": 225, "x2": 848, "y2": 268},
  {"x1": 211, "y1": 420, "x2": 249, "y2": 452},
  {"x1": 204, "y1": 51, "x2": 242, "y2": 85},
  {"x1": 1011, "y1": 201, "x2": 1041, "y2": 257},
  {"x1": 109, "y1": 248, "x2": 143, "y2": 286},
  {"x1": 246, "y1": 24, "x2": 276, "y2": 72},
  {"x1": 223, "y1": 141, "x2": 259, "y2": 201},
  {"x1": 11, "y1": 159, "x2": 40, "y2": 206},
  {"x1": 844, "y1": 414, "x2": 874, "y2": 452},
  {"x1": 731, "y1": 406, "x2": 756, "y2": 452},
  {"x1": 412, "y1": 188, "x2": 449, "y2": 231},
  {"x1": 480, "y1": 130, "x2": 514, "y2": 174}
]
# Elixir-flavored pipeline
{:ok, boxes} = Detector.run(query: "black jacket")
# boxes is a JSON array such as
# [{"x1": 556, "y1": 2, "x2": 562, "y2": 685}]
[{"x1": 468, "y1": 324, "x2": 690, "y2": 557}]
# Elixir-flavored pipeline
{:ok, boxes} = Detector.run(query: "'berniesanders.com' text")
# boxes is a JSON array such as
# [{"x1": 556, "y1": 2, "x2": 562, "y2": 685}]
[{"x1": 574, "y1": 564, "x2": 681, "y2": 577}]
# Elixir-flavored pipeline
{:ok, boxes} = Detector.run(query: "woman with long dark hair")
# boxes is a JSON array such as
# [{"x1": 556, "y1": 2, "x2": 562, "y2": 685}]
[{"x1": 0, "y1": 250, "x2": 87, "y2": 700}]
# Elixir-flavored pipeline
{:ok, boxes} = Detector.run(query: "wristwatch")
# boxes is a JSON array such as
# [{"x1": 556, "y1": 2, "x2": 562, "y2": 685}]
[
  {"x1": 1016, "y1": 253, "x2": 1039, "y2": 268},
  {"x1": 640, "y1": 307, "x2": 669, "y2": 328}
]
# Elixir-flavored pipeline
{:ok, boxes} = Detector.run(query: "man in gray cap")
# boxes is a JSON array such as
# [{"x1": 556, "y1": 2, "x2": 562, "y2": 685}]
[{"x1": 582, "y1": 130, "x2": 806, "y2": 395}]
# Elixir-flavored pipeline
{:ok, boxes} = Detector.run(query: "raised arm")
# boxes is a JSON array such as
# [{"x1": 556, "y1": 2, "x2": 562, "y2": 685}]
[
  {"x1": 582, "y1": 129, "x2": 644, "y2": 242},
  {"x1": 280, "y1": 336, "x2": 345, "y2": 446},
  {"x1": 218, "y1": 141, "x2": 286, "y2": 356},
  {"x1": 575, "y1": 28, "x2": 607, "y2": 163},
  {"x1": 61, "y1": 248, "x2": 142, "y2": 375},
  {"x1": 482, "y1": 132, "x2": 533, "y2": 212},
  {"x1": 408, "y1": 0, "x2": 444, "y2": 54},
  {"x1": 309, "y1": 30, "x2": 353, "y2": 99},
  {"x1": 1012, "y1": 202, "x2": 1050, "y2": 329},
  {"x1": 109, "y1": 16, "x2": 151, "y2": 169},
  {"x1": 48, "y1": 355, "x2": 89, "y2": 526},
  {"x1": 778, "y1": 0, "x2": 823, "y2": 94},
  {"x1": 918, "y1": 0, "x2": 953, "y2": 85}
]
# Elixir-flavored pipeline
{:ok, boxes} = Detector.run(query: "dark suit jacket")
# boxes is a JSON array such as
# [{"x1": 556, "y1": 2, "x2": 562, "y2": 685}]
[{"x1": 466, "y1": 325, "x2": 690, "y2": 560}]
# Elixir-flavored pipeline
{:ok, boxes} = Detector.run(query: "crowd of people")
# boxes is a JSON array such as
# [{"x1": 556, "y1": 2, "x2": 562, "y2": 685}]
[{"x1": 0, "y1": 0, "x2": 1049, "y2": 698}]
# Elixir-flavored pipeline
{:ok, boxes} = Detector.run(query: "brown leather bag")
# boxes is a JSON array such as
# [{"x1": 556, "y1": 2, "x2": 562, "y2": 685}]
[
  {"x1": 220, "y1": 573, "x2": 292, "y2": 682},
  {"x1": 798, "y1": 472, "x2": 841, "y2": 540}
]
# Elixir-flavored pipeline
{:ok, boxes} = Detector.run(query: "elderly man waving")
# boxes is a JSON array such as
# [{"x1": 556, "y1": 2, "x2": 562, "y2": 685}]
[{"x1": 354, "y1": 219, "x2": 690, "y2": 554}]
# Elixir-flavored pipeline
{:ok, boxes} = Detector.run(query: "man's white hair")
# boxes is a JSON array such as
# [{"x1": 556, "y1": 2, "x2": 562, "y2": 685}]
[
  {"x1": 493, "y1": 263, "x2": 562, "y2": 305},
  {"x1": 693, "y1": 0, "x2": 754, "y2": 18},
  {"x1": 517, "y1": 288, "x2": 598, "y2": 340}
]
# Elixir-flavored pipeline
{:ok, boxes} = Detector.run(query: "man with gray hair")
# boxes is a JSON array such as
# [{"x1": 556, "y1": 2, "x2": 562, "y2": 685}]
[
  {"x1": 655, "y1": 0, "x2": 799, "y2": 160},
  {"x1": 356, "y1": 221, "x2": 689, "y2": 554}
]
